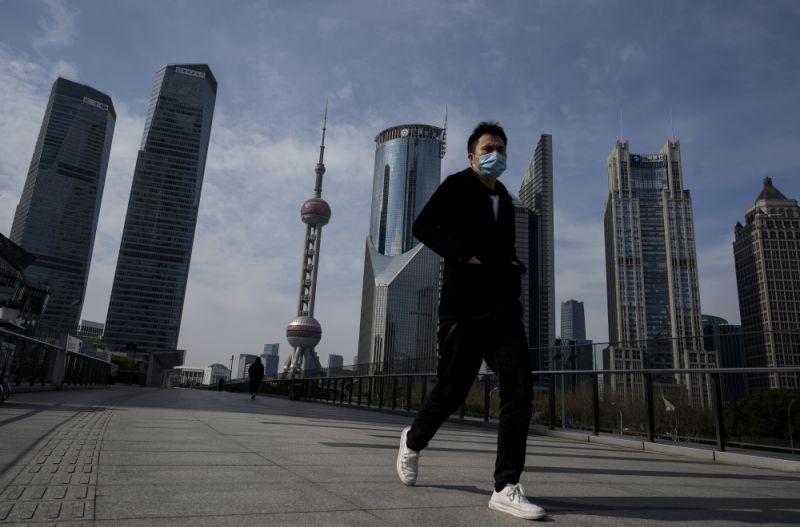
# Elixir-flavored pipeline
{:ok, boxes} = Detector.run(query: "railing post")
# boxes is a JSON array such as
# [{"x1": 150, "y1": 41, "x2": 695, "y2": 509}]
[
  {"x1": 592, "y1": 373, "x2": 600, "y2": 436},
  {"x1": 405, "y1": 376, "x2": 413, "y2": 411},
  {"x1": 357, "y1": 376, "x2": 363, "y2": 406},
  {"x1": 712, "y1": 372, "x2": 727, "y2": 452},
  {"x1": 348, "y1": 379, "x2": 354, "y2": 405},
  {"x1": 421, "y1": 377, "x2": 428, "y2": 407},
  {"x1": 391, "y1": 376, "x2": 398, "y2": 410},
  {"x1": 378, "y1": 376, "x2": 384, "y2": 408},
  {"x1": 484, "y1": 374, "x2": 491, "y2": 422},
  {"x1": 367, "y1": 377, "x2": 373, "y2": 407},
  {"x1": 645, "y1": 373, "x2": 655, "y2": 443},
  {"x1": 548, "y1": 373, "x2": 556, "y2": 431}
]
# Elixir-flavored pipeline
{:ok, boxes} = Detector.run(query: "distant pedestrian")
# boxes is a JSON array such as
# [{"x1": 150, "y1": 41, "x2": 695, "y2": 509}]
[
  {"x1": 248, "y1": 357, "x2": 264, "y2": 400},
  {"x1": 396, "y1": 122, "x2": 545, "y2": 520},
  {"x1": 218, "y1": 377, "x2": 225, "y2": 391}
]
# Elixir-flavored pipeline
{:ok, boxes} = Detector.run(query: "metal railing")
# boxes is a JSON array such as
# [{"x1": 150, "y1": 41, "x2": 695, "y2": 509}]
[
  {"x1": 214, "y1": 366, "x2": 800, "y2": 456},
  {"x1": 0, "y1": 326, "x2": 111, "y2": 395}
]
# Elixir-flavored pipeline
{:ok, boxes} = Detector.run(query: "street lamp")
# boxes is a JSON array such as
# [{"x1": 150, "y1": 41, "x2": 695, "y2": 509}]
[{"x1": 789, "y1": 399, "x2": 797, "y2": 455}]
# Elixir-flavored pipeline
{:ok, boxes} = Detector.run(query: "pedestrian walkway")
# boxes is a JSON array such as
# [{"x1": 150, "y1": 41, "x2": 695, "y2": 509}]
[{"x1": 1, "y1": 386, "x2": 798, "y2": 526}]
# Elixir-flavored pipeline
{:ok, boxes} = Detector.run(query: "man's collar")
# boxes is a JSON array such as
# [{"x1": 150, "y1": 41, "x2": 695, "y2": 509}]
[{"x1": 468, "y1": 166, "x2": 499, "y2": 192}]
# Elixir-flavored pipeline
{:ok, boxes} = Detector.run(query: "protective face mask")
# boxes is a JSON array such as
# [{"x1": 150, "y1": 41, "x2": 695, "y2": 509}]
[{"x1": 477, "y1": 152, "x2": 506, "y2": 179}]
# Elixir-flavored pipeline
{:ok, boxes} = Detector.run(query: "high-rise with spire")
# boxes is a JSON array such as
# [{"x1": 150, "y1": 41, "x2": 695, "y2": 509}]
[
  {"x1": 10, "y1": 78, "x2": 115, "y2": 343},
  {"x1": 357, "y1": 122, "x2": 446, "y2": 373},
  {"x1": 733, "y1": 177, "x2": 800, "y2": 390},
  {"x1": 283, "y1": 106, "x2": 331, "y2": 377},
  {"x1": 104, "y1": 64, "x2": 216, "y2": 382}
]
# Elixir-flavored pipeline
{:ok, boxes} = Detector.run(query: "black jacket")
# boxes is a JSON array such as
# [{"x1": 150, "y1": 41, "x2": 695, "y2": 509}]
[
  {"x1": 248, "y1": 361, "x2": 264, "y2": 382},
  {"x1": 412, "y1": 168, "x2": 525, "y2": 319}
]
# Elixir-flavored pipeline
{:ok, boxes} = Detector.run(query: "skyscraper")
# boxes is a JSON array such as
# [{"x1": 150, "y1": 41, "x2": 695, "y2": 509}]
[
  {"x1": 237, "y1": 354, "x2": 258, "y2": 380},
  {"x1": 701, "y1": 314, "x2": 748, "y2": 403},
  {"x1": 262, "y1": 343, "x2": 280, "y2": 377},
  {"x1": 104, "y1": 65, "x2": 216, "y2": 374},
  {"x1": 518, "y1": 134, "x2": 555, "y2": 362},
  {"x1": 10, "y1": 78, "x2": 115, "y2": 342},
  {"x1": 561, "y1": 299, "x2": 586, "y2": 340},
  {"x1": 733, "y1": 177, "x2": 800, "y2": 390},
  {"x1": 513, "y1": 197, "x2": 531, "y2": 341},
  {"x1": 604, "y1": 139, "x2": 715, "y2": 405},
  {"x1": 357, "y1": 124, "x2": 446, "y2": 373},
  {"x1": 327, "y1": 353, "x2": 344, "y2": 371}
]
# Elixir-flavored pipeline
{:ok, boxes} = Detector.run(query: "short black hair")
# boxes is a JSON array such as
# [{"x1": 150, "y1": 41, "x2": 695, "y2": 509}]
[{"x1": 467, "y1": 121, "x2": 507, "y2": 153}]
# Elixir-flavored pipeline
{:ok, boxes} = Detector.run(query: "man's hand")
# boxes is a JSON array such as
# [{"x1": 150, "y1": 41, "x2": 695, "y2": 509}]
[{"x1": 467, "y1": 256, "x2": 481, "y2": 264}]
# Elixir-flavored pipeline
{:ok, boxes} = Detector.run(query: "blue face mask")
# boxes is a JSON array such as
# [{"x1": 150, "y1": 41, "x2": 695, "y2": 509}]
[{"x1": 476, "y1": 152, "x2": 506, "y2": 180}]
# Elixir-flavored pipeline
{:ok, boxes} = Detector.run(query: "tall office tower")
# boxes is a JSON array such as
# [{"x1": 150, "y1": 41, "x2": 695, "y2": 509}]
[
  {"x1": 76, "y1": 320, "x2": 104, "y2": 338},
  {"x1": 237, "y1": 353, "x2": 258, "y2": 379},
  {"x1": 283, "y1": 107, "x2": 330, "y2": 378},
  {"x1": 327, "y1": 353, "x2": 344, "y2": 371},
  {"x1": 701, "y1": 315, "x2": 748, "y2": 403},
  {"x1": 518, "y1": 134, "x2": 555, "y2": 363},
  {"x1": 357, "y1": 124, "x2": 446, "y2": 374},
  {"x1": 10, "y1": 78, "x2": 115, "y2": 343},
  {"x1": 104, "y1": 65, "x2": 216, "y2": 378},
  {"x1": 262, "y1": 343, "x2": 280, "y2": 377},
  {"x1": 604, "y1": 139, "x2": 715, "y2": 405},
  {"x1": 513, "y1": 197, "x2": 532, "y2": 342},
  {"x1": 561, "y1": 299, "x2": 586, "y2": 340},
  {"x1": 733, "y1": 177, "x2": 800, "y2": 390}
]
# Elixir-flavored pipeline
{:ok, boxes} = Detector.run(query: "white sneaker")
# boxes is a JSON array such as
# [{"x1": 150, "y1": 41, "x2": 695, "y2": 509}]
[
  {"x1": 396, "y1": 426, "x2": 419, "y2": 486},
  {"x1": 488, "y1": 483, "x2": 546, "y2": 520}
]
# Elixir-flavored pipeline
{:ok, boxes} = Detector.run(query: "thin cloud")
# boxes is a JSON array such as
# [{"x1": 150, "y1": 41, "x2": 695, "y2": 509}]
[{"x1": 33, "y1": 0, "x2": 79, "y2": 49}]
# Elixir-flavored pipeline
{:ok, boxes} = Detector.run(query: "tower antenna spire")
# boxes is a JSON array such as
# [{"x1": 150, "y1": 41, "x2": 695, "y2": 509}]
[
  {"x1": 314, "y1": 99, "x2": 328, "y2": 198},
  {"x1": 284, "y1": 100, "x2": 331, "y2": 380},
  {"x1": 670, "y1": 109, "x2": 676, "y2": 142},
  {"x1": 619, "y1": 109, "x2": 624, "y2": 143}
]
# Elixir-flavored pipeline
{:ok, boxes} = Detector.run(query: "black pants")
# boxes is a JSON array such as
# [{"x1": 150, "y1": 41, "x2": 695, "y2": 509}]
[
  {"x1": 249, "y1": 379, "x2": 261, "y2": 395},
  {"x1": 406, "y1": 312, "x2": 533, "y2": 491}
]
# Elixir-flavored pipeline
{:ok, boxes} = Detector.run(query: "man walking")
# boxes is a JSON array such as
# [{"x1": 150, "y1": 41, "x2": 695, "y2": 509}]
[
  {"x1": 248, "y1": 357, "x2": 264, "y2": 400},
  {"x1": 396, "y1": 122, "x2": 545, "y2": 520}
]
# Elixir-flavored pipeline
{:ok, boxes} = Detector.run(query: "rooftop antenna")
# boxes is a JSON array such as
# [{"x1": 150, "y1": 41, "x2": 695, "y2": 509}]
[
  {"x1": 670, "y1": 109, "x2": 676, "y2": 142},
  {"x1": 619, "y1": 109, "x2": 624, "y2": 143}
]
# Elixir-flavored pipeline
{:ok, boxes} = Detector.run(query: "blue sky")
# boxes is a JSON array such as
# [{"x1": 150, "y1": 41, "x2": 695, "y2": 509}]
[{"x1": 1, "y1": 0, "x2": 798, "y2": 369}]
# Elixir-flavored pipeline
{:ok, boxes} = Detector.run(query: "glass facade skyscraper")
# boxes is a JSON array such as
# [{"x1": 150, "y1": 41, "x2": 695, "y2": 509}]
[
  {"x1": 10, "y1": 78, "x2": 115, "y2": 342},
  {"x1": 604, "y1": 139, "x2": 715, "y2": 405},
  {"x1": 518, "y1": 134, "x2": 555, "y2": 364},
  {"x1": 104, "y1": 65, "x2": 216, "y2": 363},
  {"x1": 358, "y1": 124, "x2": 445, "y2": 373},
  {"x1": 561, "y1": 299, "x2": 586, "y2": 340}
]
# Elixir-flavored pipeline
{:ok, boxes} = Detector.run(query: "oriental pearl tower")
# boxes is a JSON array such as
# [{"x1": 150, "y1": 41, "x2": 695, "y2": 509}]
[{"x1": 283, "y1": 105, "x2": 330, "y2": 378}]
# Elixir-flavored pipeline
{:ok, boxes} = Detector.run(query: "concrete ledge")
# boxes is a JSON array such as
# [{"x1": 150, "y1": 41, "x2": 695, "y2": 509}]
[
  {"x1": 589, "y1": 434, "x2": 645, "y2": 451},
  {"x1": 715, "y1": 450, "x2": 800, "y2": 473},
  {"x1": 545, "y1": 429, "x2": 591, "y2": 443},
  {"x1": 6, "y1": 384, "x2": 110, "y2": 394},
  {"x1": 272, "y1": 395, "x2": 800, "y2": 474},
  {"x1": 645, "y1": 441, "x2": 715, "y2": 461}
]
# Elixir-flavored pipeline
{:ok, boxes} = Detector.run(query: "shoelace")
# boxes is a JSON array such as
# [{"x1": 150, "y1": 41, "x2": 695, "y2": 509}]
[{"x1": 507, "y1": 484, "x2": 526, "y2": 503}]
